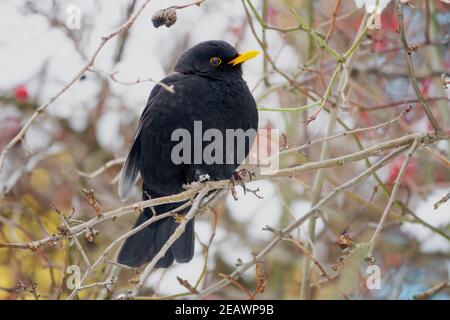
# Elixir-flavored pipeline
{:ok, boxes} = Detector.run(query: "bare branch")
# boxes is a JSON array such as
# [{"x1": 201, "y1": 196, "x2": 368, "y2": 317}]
[
  {"x1": 0, "y1": 0, "x2": 153, "y2": 173},
  {"x1": 196, "y1": 145, "x2": 410, "y2": 299},
  {"x1": 130, "y1": 187, "x2": 213, "y2": 297},
  {"x1": 397, "y1": 1, "x2": 441, "y2": 132},
  {"x1": 366, "y1": 138, "x2": 421, "y2": 260},
  {"x1": 413, "y1": 280, "x2": 450, "y2": 300},
  {"x1": 76, "y1": 158, "x2": 126, "y2": 179}
]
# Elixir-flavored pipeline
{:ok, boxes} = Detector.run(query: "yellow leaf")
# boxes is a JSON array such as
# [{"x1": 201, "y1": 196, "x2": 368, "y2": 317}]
[
  {"x1": 30, "y1": 168, "x2": 51, "y2": 193},
  {"x1": 20, "y1": 194, "x2": 41, "y2": 213},
  {"x1": 0, "y1": 265, "x2": 15, "y2": 299}
]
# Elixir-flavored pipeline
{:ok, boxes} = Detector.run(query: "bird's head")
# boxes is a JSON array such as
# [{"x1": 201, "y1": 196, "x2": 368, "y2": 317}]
[{"x1": 174, "y1": 40, "x2": 259, "y2": 79}]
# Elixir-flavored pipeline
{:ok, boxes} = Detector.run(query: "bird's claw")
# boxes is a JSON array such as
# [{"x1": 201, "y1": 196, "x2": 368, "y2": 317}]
[
  {"x1": 233, "y1": 169, "x2": 251, "y2": 188},
  {"x1": 231, "y1": 169, "x2": 253, "y2": 200}
]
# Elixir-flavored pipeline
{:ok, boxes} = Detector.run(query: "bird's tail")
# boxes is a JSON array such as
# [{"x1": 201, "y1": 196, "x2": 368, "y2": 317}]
[{"x1": 117, "y1": 190, "x2": 195, "y2": 268}]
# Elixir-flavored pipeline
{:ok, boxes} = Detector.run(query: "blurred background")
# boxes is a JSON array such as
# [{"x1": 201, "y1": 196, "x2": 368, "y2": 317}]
[{"x1": 0, "y1": 0, "x2": 449, "y2": 300}]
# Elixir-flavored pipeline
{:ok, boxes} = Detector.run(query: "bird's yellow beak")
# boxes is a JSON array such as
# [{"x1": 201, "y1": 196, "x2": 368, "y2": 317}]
[{"x1": 228, "y1": 50, "x2": 260, "y2": 66}]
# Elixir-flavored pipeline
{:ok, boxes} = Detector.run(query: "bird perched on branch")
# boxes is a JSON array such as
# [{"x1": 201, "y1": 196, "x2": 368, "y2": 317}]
[{"x1": 117, "y1": 40, "x2": 259, "y2": 268}]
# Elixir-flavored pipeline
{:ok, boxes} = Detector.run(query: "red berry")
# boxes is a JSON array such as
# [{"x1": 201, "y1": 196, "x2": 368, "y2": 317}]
[
  {"x1": 373, "y1": 37, "x2": 388, "y2": 52},
  {"x1": 387, "y1": 156, "x2": 416, "y2": 184},
  {"x1": 420, "y1": 78, "x2": 432, "y2": 96},
  {"x1": 266, "y1": 5, "x2": 277, "y2": 24},
  {"x1": 381, "y1": 12, "x2": 398, "y2": 31},
  {"x1": 15, "y1": 85, "x2": 28, "y2": 102},
  {"x1": 229, "y1": 23, "x2": 244, "y2": 39}
]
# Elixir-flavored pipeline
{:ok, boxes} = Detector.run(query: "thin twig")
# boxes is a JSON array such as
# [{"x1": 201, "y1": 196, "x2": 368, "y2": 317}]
[
  {"x1": 76, "y1": 157, "x2": 126, "y2": 179},
  {"x1": 131, "y1": 187, "x2": 212, "y2": 296},
  {"x1": 1, "y1": 144, "x2": 63, "y2": 199},
  {"x1": 434, "y1": 192, "x2": 450, "y2": 210},
  {"x1": 413, "y1": 280, "x2": 450, "y2": 300},
  {"x1": 87, "y1": 68, "x2": 175, "y2": 93},
  {"x1": 397, "y1": 1, "x2": 441, "y2": 132},
  {"x1": 281, "y1": 236, "x2": 349, "y2": 300},
  {"x1": 275, "y1": 108, "x2": 409, "y2": 160},
  {"x1": 172, "y1": 0, "x2": 207, "y2": 10},
  {"x1": 350, "y1": 96, "x2": 449, "y2": 111},
  {"x1": 196, "y1": 145, "x2": 409, "y2": 299},
  {"x1": 366, "y1": 138, "x2": 421, "y2": 260},
  {"x1": 0, "y1": 0, "x2": 153, "y2": 173},
  {"x1": 1, "y1": 131, "x2": 448, "y2": 254},
  {"x1": 67, "y1": 201, "x2": 191, "y2": 300},
  {"x1": 55, "y1": 209, "x2": 91, "y2": 267},
  {"x1": 301, "y1": 104, "x2": 337, "y2": 299}
]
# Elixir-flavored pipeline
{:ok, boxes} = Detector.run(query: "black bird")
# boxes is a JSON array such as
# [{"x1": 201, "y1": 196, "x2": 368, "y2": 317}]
[{"x1": 117, "y1": 40, "x2": 259, "y2": 268}]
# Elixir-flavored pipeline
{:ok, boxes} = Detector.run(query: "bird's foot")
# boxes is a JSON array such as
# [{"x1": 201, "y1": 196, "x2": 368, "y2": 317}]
[
  {"x1": 231, "y1": 169, "x2": 253, "y2": 200},
  {"x1": 232, "y1": 169, "x2": 253, "y2": 190}
]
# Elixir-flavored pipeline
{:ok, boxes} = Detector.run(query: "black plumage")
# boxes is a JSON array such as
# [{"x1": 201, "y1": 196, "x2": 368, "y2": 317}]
[{"x1": 117, "y1": 40, "x2": 259, "y2": 268}]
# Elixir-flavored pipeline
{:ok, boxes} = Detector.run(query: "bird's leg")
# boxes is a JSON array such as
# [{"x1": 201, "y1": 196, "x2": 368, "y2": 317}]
[
  {"x1": 231, "y1": 169, "x2": 261, "y2": 199},
  {"x1": 230, "y1": 173, "x2": 239, "y2": 200},
  {"x1": 230, "y1": 169, "x2": 251, "y2": 200},
  {"x1": 233, "y1": 169, "x2": 252, "y2": 192},
  {"x1": 235, "y1": 168, "x2": 253, "y2": 181}
]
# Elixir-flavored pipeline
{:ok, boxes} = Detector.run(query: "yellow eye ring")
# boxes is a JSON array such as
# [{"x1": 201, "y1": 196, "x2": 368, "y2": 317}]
[{"x1": 210, "y1": 57, "x2": 222, "y2": 66}]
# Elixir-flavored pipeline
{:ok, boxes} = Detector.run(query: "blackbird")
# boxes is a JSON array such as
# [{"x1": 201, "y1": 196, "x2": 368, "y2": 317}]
[{"x1": 117, "y1": 40, "x2": 259, "y2": 268}]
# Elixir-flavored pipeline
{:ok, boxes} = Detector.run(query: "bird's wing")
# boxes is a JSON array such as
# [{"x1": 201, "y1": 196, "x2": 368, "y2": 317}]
[{"x1": 118, "y1": 73, "x2": 182, "y2": 200}]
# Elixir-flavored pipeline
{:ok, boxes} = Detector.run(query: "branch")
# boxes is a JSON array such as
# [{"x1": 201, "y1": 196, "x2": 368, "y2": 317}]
[
  {"x1": 0, "y1": 144, "x2": 63, "y2": 199},
  {"x1": 301, "y1": 105, "x2": 337, "y2": 299},
  {"x1": 413, "y1": 280, "x2": 450, "y2": 300},
  {"x1": 263, "y1": 132, "x2": 435, "y2": 179},
  {"x1": 195, "y1": 145, "x2": 410, "y2": 299},
  {"x1": 1, "y1": 131, "x2": 448, "y2": 254},
  {"x1": 76, "y1": 157, "x2": 126, "y2": 179},
  {"x1": 172, "y1": 0, "x2": 207, "y2": 10},
  {"x1": 275, "y1": 107, "x2": 410, "y2": 159},
  {"x1": 397, "y1": 1, "x2": 441, "y2": 132},
  {"x1": 350, "y1": 96, "x2": 449, "y2": 111},
  {"x1": 67, "y1": 201, "x2": 191, "y2": 300},
  {"x1": 55, "y1": 209, "x2": 91, "y2": 267},
  {"x1": 0, "y1": 0, "x2": 153, "y2": 173},
  {"x1": 280, "y1": 236, "x2": 349, "y2": 300},
  {"x1": 130, "y1": 187, "x2": 213, "y2": 297},
  {"x1": 434, "y1": 192, "x2": 450, "y2": 210},
  {"x1": 366, "y1": 138, "x2": 421, "y2": 260},
  {"x1": 87, "y1": 68, "x2": 175, "y2": 93}
]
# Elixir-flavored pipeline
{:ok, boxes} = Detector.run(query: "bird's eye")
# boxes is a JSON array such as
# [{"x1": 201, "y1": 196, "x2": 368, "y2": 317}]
[{"x1": 210, "y1": 57, "x2": 222, "y2": 67}]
